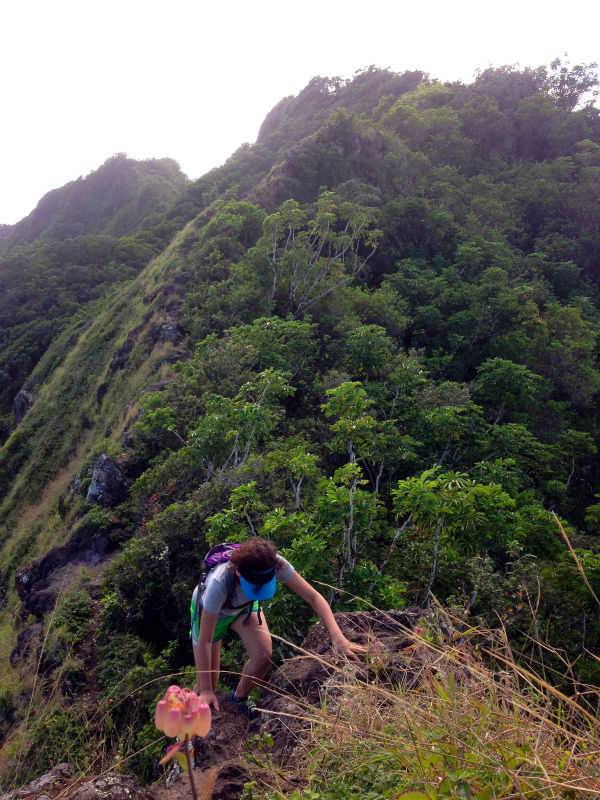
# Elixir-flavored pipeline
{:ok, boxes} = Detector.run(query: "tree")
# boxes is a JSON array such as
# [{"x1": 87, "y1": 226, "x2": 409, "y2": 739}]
[
  {"x1": 258, "y1": 192, "x2": 381, "y2": 318},
  {"x1": 322, "y1": 381, "x2": 419, "y2": 492},
  {"x1": 546, "y1": 56, "x2": 599, "y2": 110},
  {"x1": 187, "y1": 369, "x2": 294, "y2": 475},
  {"x1": 473, "y1": 358, "x2": 547, "y2": 426}
]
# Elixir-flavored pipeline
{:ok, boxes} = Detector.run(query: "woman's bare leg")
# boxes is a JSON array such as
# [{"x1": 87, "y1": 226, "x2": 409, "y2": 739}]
[{"x1": 229, "y1": 612, "x2": 272, "y2": 698}]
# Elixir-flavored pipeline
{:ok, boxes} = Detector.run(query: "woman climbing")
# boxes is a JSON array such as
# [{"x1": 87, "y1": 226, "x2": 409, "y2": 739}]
[{"x1": 191, "y1": 537, "x2": 369, "y2": 720}]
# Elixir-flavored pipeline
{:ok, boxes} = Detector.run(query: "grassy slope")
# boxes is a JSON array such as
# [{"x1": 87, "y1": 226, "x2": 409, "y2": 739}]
[{"x1": 0, "y1": 222, "x2": 194, "y2": 565}]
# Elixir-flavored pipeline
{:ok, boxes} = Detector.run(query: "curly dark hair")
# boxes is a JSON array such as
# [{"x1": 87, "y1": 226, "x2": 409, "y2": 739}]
[{"x1": 228, "y1": 537, "x2": 280, "y2": 573}]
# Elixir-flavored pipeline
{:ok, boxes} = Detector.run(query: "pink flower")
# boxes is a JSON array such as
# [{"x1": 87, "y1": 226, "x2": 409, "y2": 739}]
[
  {"x1": 181, "y1": 714, "x2": 195, "y2": 736},
  {"x1": 154, "y1": 700, "x2": 168, "y2": 730},
  {"x1": 154, "y1": 685, "x2": 212, "y2": 740},
  {"x1": 164, "y1": 706, "x2": 183, "y2": 738},
  {"x1": 193, "y1": 704, "x2": 211, "y2": 737}
]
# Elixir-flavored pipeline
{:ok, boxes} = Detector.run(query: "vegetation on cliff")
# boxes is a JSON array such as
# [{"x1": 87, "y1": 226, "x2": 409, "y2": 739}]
[{"x1": 0, "y1": 60, "x2": 600, "y2": 796}]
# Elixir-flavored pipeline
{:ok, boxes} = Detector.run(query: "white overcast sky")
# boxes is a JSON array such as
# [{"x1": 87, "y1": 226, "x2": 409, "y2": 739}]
[{"x1": 1, "y1": 0, "x2": 598, "y2": 225}]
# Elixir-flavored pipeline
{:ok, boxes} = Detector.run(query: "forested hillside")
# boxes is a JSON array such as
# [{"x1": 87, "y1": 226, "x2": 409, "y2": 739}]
[
  {"x1": 0, "y1": 154, "x2": 187, "y2": 250},
  {"x1": 0, "y1": 155, "x2": 189, "y2": 419},
  {"x1": 1, "y1": 61, "x2": 600, "y2": 795}
]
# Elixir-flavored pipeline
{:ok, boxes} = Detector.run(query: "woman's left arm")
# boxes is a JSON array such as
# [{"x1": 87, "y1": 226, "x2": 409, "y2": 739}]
[{"x1": 283, "y1": 572, "x2": 371, "y2": 661}]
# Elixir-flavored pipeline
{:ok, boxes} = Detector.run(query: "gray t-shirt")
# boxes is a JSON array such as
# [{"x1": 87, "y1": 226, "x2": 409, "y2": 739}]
[{"x1": 196, "y1": 556, "x2": 295, "y2": 620}]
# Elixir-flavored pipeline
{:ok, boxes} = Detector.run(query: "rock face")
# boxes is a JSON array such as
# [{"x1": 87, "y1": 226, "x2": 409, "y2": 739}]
[
  {"x1": 14, "y1": 517, "x2": 120, "y2": 618},
  {"x1": 86, "y1": 455, "x2": 128, "y2": 507},
  {"x1": 9, "y1": 623, "x2": 44, "y2": 667},
  {"x1": 13, "y1": 390, "x2": 34, "y2": 424}
]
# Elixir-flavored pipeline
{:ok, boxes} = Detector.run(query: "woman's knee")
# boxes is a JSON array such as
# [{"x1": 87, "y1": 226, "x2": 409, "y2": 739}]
[{"x1": 248, "y1": 635, "x2": 272, "y2": 667}]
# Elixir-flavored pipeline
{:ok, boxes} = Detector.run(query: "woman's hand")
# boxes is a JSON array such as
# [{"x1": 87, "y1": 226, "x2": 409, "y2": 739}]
[
  {"x1": 332, "y1": 636, "x2": 382, "y2": 661},
  {"x1": 197, "y1": 690, "x2": 220, "y2": 711},
  {"x1": 335, "y1": 638, "x2": 364, "y2": 661}
]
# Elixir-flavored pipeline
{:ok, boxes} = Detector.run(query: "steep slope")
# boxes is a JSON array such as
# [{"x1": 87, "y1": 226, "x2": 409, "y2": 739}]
[
  {"x1": 1, "y1": 62, "x2": 600, "y2": 794},
  {"x1": 0, "y1": 157, "x2": 191, "y2": 422}
]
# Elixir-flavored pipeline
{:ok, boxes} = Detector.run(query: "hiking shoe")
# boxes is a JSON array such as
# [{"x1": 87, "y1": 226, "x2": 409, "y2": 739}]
[{"x1": 230, "y1": 690, "x2": 258, "y2": 721}]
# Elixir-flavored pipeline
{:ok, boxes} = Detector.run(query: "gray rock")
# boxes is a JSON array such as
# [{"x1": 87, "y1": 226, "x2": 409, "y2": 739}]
[
  {"x1": 68, "y1": 773, "x2": 151, "y2": 800},
  {"x1": 13, "y1": 390, "x2": 34, "y2": 424},
  {"x1": 0, "y1": 762, "x2": 73, "y2": 798},
  {"x1": 161, "y1": 323, "x2": 180, "y2": 343},
  {"x1": 119, "y1": 430, "x2": 135, "y2": 448},
  {"x1": 87, "y1": 455, "x2": 128, "y2": 507}
]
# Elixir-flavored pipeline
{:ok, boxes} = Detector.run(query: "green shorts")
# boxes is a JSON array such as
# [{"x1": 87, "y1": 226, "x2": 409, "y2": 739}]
[{"x1": 190, "y1": 598, "x2": 260, "y2": 645}]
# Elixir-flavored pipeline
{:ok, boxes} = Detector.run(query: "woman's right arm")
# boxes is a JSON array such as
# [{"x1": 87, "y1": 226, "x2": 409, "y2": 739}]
[{"x1": 193, "y1": 609, "x2": 219, "y2": 709}]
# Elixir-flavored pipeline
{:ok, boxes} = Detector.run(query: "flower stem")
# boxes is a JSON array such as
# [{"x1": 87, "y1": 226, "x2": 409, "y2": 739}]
[{"x1": 184, "y1": 734, "x2": 198, "y2": 800}]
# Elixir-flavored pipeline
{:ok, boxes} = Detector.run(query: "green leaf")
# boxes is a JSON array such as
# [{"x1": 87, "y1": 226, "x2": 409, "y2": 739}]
[
  {"x1": 176, "y1": 751, "x2": 188, "y2": 772},
  {"x1": 455, "y1": 782, "x2": 471, "y2": 800},
  {"x1": 396, "y1": 793, "x2": 432, "y2": 800}
]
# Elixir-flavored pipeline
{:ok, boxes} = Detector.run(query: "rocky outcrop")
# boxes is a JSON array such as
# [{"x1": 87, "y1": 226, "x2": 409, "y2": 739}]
[
  {"x1": 68, "y1": 774, "x2": 153, "y2": 800},
  {"x1": 0, "y1": 763, "x2": 73, "y2": 799},
  {"x1": 266, "y1": 609, "x2": 419, "y2": 700},
  {"x1": 15, "y1": 517, "x2": 121, "y2": 618},
  {"x1": 13, "y1": 390, "x2": 35, "y2": 424},
  {"x1": 160, "y1": 323, "x2": 181, "y2": 343},
  {"x1": 148, "y1": 323, "x2": 182, "y2": 344},
  {"x1": 259, "y1": 608, "x2": 421, "y2": 749},
  {"x1": 9, "y1": 623, "x2": 44, "y2": 667},
  {"x1": 0, "y1": 765, "x2": 153, "y2": 800},
  {"x1": 86, "y1": 455, "x2": 128, "y2": 507}
]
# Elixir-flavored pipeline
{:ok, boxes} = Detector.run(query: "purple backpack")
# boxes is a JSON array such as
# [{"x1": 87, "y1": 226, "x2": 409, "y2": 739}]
[
  {"x1": 200, "y1": 542, "x2": 241, "y2": 583},
  {"x1": 191, "y1": 543, "x2": 241, "y2": 629}
]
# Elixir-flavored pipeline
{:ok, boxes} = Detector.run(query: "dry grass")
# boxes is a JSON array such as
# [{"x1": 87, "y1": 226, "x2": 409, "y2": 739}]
[{"x1": 258, "y1": 614, "x2": 600, "y2": 800}]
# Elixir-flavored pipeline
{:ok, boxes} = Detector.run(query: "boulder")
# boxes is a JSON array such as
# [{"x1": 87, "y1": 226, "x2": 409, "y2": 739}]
[
  {"x1": 87, "y1": 455, "x2": 128, "y2": 507},
  {"x1": 260, "y1": 609, "x2": 422, "y2": 749},
  {"x1": 0, "y1": 763, "x2": 73, "y2": 799},
  {"x1": 68, "y1": 774, "x2": 152, "y2": 800},
  {"x1": 13, "y1": 390, "x2": 34, "y2": 424},
  {"x1": 119, "y1": 430, "x2": 135, "y2": 448},
  {"x1": 161, "y1": 323, "x2": 181, "y2": 343},
  {"x1": 9, "y1": 623, "x2": 44, "y2": 667}
]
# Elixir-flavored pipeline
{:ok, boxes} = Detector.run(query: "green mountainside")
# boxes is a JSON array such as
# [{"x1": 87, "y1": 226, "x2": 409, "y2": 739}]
[
  {"x1": 1, "y1": 62, "x2": 600, "y2": 795},
  {"x1": 0, "y1": 155, "x2": 190, "y2": 418},
  {"x1": 1, "y1": 154, "x2": 188, "y2": 250}
]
